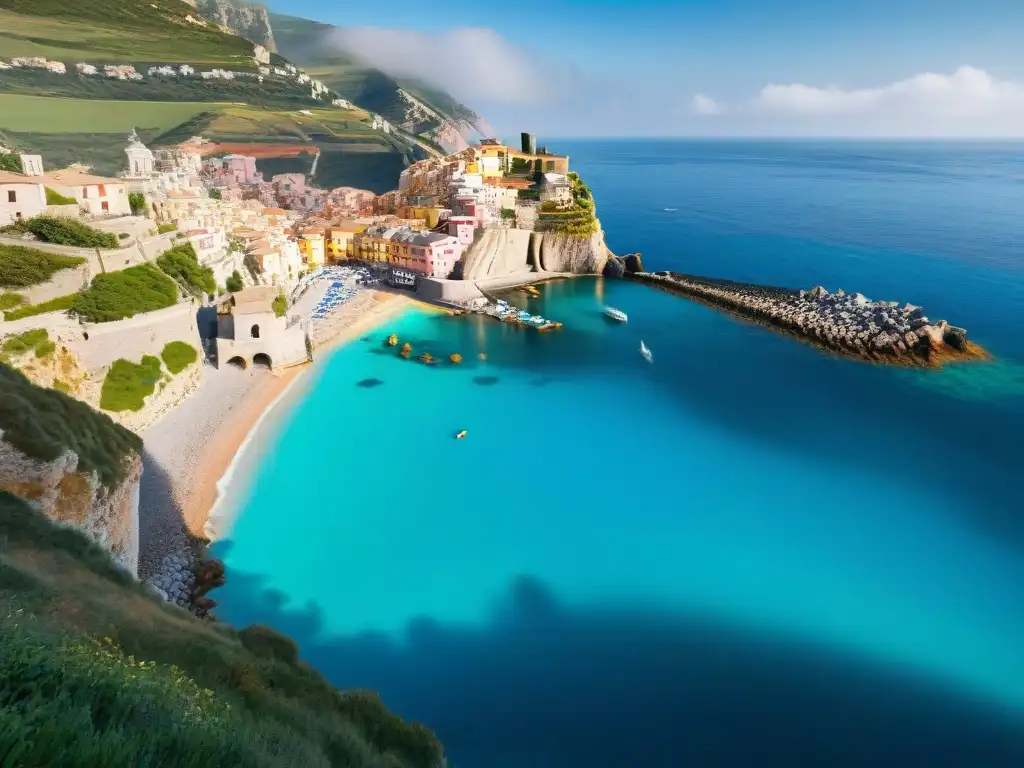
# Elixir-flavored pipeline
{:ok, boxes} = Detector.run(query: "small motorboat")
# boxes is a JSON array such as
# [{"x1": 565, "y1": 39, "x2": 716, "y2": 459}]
[
  {"x1": 640, "y1": 340, "x2": 653, "y2": 363},
  {"x1": 456, "y1": 430, "x2": 468, "y2": 440},
  {"x1": 603, "y1": 306, "x2": 628, "y2": 323}
]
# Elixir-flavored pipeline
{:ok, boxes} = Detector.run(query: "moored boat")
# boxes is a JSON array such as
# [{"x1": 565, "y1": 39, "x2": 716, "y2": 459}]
[
  {"x1": 604, "y1": 306, "x2": 628, "y2": 323},
  {"x1": 640, "y1": 340, "x2": 653, "y2": 362}
]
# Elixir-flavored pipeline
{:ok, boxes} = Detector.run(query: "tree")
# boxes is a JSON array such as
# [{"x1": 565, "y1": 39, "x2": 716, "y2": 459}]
[
  {"x1": 209, "y1": 188, "x2": 222, "y2": 200},
  {"x1": 128, "y1": 192, "x2": 147, "y2": 216},
  {"x1": 225, "y1": 270, "x2": 244, "y2": 293}
]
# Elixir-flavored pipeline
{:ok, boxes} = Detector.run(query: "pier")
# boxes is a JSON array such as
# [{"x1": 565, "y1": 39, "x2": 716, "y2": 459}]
[{"x1": 627, "y1": 271, "x2": 989, "y2": 368}]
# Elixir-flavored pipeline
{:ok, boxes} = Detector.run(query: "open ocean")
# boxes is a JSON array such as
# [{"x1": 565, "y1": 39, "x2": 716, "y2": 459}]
[{"x1": 211, "y1": 140, "x2": 1024, "y2": 767}]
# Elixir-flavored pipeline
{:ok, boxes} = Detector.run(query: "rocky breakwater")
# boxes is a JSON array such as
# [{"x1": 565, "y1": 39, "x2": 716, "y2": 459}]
[{"x1": 628, "y1": 272, "x2": 989, "y2": 367}]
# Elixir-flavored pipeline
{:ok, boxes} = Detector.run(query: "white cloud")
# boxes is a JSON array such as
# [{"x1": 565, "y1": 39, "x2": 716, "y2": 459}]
[
  {"x1": 691, "y1": 93, "x2": 722, "y2": 115},
  {"x1": 328, "y1": 27, "x2": 550, "y2": 107},
  {"x1": 751, "y1": 66, "x2": 1024, "y2": 119}
]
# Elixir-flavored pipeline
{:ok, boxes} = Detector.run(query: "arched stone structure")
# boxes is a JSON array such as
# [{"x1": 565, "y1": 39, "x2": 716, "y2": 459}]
[
  {"x1": 252, "y1": 353, "x2": 273, "y2": 369},
  {"x1": 226, "y1": 356, "x2": 247, "y2": 370},
  {"x1": 250, "y1": 324, "x2": 260, "y2": 339}
]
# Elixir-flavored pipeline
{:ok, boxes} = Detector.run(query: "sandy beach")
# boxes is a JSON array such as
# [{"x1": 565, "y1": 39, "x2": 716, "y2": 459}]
[{"x1": 137, "y1": 288, "x2": 414, "y2": 578}]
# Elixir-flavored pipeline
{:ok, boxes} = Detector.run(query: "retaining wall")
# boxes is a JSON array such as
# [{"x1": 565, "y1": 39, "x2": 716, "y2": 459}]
[{"x1": 66, "y1": 301, "x2": 201, "y2": 372}]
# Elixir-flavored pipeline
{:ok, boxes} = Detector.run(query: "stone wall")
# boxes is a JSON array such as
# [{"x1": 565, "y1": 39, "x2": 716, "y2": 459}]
[
  {"x1": 67, "y1": 301, "x2": 201, "y2": 372},
  {"x1": 19, "y1": 265, "x2": 91, "y2": 305},
  {"x1": 0, "y1": 438, "x2": 143, "y2": 576},
  {"x1": 0, "y1": 233, "x2": 174, "y2": 278},
  {"x1": 114, "y1": 360, "x2": 202, "y2": 433}
]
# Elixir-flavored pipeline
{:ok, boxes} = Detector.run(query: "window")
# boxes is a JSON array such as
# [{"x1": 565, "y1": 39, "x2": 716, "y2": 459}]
[
  {"x1": 251, "y1": 324, "x2": 260, "y2": 339},
  {"x1": 6, "y1": 190, "x2": 14, "y2": 203},
  {"x1": 98, "y1": 184, "x2": 106, "y2": 196},
  {"x1": 102, "y1": 201, "x2": 109, "y2": 212}
]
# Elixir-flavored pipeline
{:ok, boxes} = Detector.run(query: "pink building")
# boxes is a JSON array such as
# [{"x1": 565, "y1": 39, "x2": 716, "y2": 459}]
[
  {"x1": 224, "y1": 155, "x2": 259, "y2": 186},
  {"x1": 447, "y1": 215, "x2": 476, "y2": 246},
  {"x1": 415, "y1": 233, "x2": 463, "y2": 278}
]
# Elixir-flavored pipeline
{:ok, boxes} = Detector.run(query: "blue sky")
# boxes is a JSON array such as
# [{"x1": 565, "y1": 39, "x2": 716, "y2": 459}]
[{"x1": 265, "y1": 0, "x2": 1024, "y2": 137}]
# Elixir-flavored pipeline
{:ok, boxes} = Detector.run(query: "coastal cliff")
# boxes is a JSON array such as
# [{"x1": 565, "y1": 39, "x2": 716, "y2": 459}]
[
  {"x1": 629, "y1": 272, "x2": 988, "y2": 367},
  {"x1": 193, "y1": 0, "x2": 277, "y2": 51},
  {"x1": 532, "y1": 227, "x2": 614, "y2": 275},
  {"x1": 0, "y1": 364, "x2": 143, "y2": 576}
]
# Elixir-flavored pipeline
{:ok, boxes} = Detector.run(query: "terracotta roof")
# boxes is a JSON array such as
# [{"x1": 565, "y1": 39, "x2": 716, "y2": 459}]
[
  {"x1": 0, "y1": 171, "x2": 42, "y2": 185},
  {"x1": 263, "y1": 208, "x2": 286, "y2": 215},
  {"x1": 44, "y1": 168, "x2": 123, "y2": 186},
  {"x1": 226, "y1": 286, "x2": 278, "y2": 315}
]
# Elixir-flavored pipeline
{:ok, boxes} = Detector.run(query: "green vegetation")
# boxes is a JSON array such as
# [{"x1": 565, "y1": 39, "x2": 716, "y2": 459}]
[
  {"x1": 0, "y1": 362, "x2": 140, "y2": 487},
  {"x1": 0, "y1": 291, "x2": 25, "y2": 310},
  {"x1": 2, "y1": 292, "x2": 77, "y2": 321},
  {"x1": 51, "y1": 378, "x2": 71, "y2": 393},
  {"x1": 21, "y1": 216, "x2": 120, "y2": 249},
  {"x1": 44, "y1": 187, "x2": 76, "y2": 205},
  {"x1": 128, "y1": 192, "x2": 147, "y2": 216},
  {"x1": 156, "y1": 242, "x2": 216, "y2": 298},
  {"x1": 1, "y1": 328, "x2": 49, "y2": 355},
  {"x1": 0, "y1": 95, "x2": 219, "y2": 134},
  {"x1": 99, "y1": 355, "x2": 162, "y2": 412},
  {"x1": 0, "y1": 487, "x2": 444, "y2": 767},
  {"x1": 500, "y1": 207, "x2": 517, "y2": 220},
  {"x1": 518, "y1": 188, "x2": 540, "y2": 201},
  {"x1": 0, "y1": 1, "x2": 256, "y2": 65},
  {"x1": 225, "y1": 269, "x2": 245, "y2": 293},
  {"x1": 34, "y1": 338, "x2": 56, "y2": 358},
  {"x1": 272, "y1": 292, "x2": 288, "y2": 318},
  {"x1": 74, "y1": 264, "x2": 178, "y2": 323},
  {"x1": 161, "y1": 341, "x2": 198, "y2": 374},
  {"x1": 157, "y1": 222, "x2": 178, "y2": 234},
  {"x1": 209, "y1": 188, "x2": 222, "y2": 200},
  {"x1": 0, "y1": 152, "x2": 21, "y2": 172},
  {"x1": 0, "y1": 244, "x2": 85, "y2": 288}
]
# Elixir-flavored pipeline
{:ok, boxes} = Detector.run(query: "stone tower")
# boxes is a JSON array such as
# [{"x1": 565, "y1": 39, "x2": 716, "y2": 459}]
[{"x1": 124, "y1": 129, "x2": 155, "y2": 180}]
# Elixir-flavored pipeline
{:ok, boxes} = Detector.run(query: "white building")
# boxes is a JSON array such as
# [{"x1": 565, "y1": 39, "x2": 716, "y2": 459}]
[
  {"x1": 45, "y1": 169, "x2": 131, "y2": 217},
  {"x1": 0, "y1": 172, "x2": 46, "y2": 226},
  {"x1": 253, "y1": 44, "x2": 271, "y2": 66},
  {"x1": 179, "y1": 64, "x2": 195, "y2": 77}
]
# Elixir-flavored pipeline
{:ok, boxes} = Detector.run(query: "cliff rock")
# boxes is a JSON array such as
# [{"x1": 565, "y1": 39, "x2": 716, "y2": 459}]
[
  {"x1": 0, "y1": 435, "x2": 142, "y2": 576},
  {"x1": 532, "y1": 221, "x2": 614, "y2": 275},
  {"x1": 0, "y1": 363, "x2": 143, "y2": 577},
  {"x1": 194, "y1": 0, "x2": 276, "y2": 51}
]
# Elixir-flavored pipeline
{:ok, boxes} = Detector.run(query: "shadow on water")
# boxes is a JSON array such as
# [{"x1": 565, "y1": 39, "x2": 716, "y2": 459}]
[
  {"x1": 356, "y1": 378, "x2": 384, "y2": 388},
  {"x1": 209, "y1": 557, "x2": 1024, "y2": 768}
]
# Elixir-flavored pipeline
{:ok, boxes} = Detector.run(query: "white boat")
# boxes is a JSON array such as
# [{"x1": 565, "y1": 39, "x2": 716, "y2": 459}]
[
  {"x1": 603, "y1": 306, "x2": 628, "y2": 323},
  {"x1": 640, "y1": 340, "x2": 653, "y2": 363}
]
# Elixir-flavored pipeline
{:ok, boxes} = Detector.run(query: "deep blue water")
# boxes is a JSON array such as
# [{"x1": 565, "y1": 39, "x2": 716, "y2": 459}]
[{"x1": 212, "y1": 141, "x2": 1024, "y2": 767}]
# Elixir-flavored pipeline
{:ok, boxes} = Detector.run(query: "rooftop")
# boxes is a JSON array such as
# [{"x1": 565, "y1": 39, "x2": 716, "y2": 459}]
[{"x1": 223, "y1": 286, "x2": 278, "y2": 315}]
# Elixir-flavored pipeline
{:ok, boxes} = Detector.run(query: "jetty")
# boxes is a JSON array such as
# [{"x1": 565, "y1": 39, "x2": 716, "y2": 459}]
[{"x1": 627, "y1": 271, "x2": 989, "y2": 367}]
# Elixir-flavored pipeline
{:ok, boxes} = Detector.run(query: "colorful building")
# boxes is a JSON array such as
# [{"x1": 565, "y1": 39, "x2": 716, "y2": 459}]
[
  {"x1": 298, "y1": 230, "x2": 326, "y2": 269},
  {"x1": 355, "y1": 225, "x2": 465, "y2": 278},
  {"x1": 324, "y1": 222, "x2": 366, "y2": 261}
]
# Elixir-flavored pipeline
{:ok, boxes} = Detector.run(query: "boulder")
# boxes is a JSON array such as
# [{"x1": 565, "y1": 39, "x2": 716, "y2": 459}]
[
  {"x1": 850, "y1": 293, "x2": 870, "y2": 306},
  {"x1": 943, "y1": 326, "x2": 969, "y2": 351},
  {"x1": 808, "y1": 285, "x2": 829, "y2": 299},
  {"x1": 623, "y1": 252, "x2": 644, "y2": 273},
  {"x1": 836, "y1": 288, "x2": 846, "y2": 297},
  {"x1": 602, "y1": 256, "x2": 625, "y2": 278},
  {"x1": 871, "y1": 332, "x2": 893, "y2": 349}
]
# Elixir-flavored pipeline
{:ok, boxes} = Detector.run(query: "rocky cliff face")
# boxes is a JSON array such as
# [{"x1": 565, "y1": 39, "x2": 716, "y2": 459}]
[
  {"x1": 0, "y1": 438, "x2": 142, "y2": 576},
  {"x1": 532, "y1": 226, "x2": 614, "y2": 274},
  {"x1": 194, "y1": 0, "x2": 276, "y2": 51}
]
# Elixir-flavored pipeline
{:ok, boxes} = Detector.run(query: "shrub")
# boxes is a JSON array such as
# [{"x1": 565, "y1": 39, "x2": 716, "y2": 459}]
[
  {"x1": 518, "y1": 188, "x2": 540, "y2": 200},
  {"x1": 238, "y1": 625, "x2": 299, "y2": 665},
  {"x1": 45, "y1": 187, "x2": 77, "y2": 206},
  {"x1": 3, "y1": 293, "x2": 78, "y2": 321},
  {"x1": 99, "y1": 356, "x2": 162, "y2": 412},
  {"x1": 157, "y1": 222, "x2": 177, "y2": 234},
  {"x1": 25, "y1": 216, "x2": 120, "y2": 249},
  {"x1": 0, "y1": 153, "x2": 21, "y2": 172},
  {"x1": 161, "y1": 341, "x2": 198, "y2": 374},
  {"x1": 272, "y1": 292, "x2": 287, "y2": 318},
  {"x1": 225, "y1": 270, "x2": 244, "y2": 293},
  {"x1": 118, "y1": 232, "x2": 130, "y2": 240},
  {"x1": 128, "y1": 191, "x2": 147, "y2": 216},
  {"x1": 34, "y1": 339, "x2": 56, "y2": 358},
  {"x1": 209, "y1": 188, "x2": 222, "y2": 200},
  {"x1": 500, "y1": 207, "x2": 516, "y2": 220},
  {"x1": 51, "y1": 378, "x2": 71, "y2": 393},
  {"x1": 540, "y1": 200, "x2": 561, "y2": 212},
  {"x1": 0, "y1": 292, "x2": 24, "y2": 310},
  {"x1": 0, "y1": 244, "x2": 86, "y2": 288},
  {"x1": 2, "y1": 328, "x2": 49, "y2": 355},
  {"x1": 74, "y1": 264, "x2": 178, "y2": 323},
  {"x1": 156, "y1": 243, "x2": 216, "y2": 297}
]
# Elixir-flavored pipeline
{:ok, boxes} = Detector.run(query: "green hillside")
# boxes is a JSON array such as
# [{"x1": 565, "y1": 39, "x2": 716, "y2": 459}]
[
  {"x1": 269, "y1": 13, "x2": 482, "y2": 139},
  {"x1": 0, "y1": 362, "x2": 445, "y2": 766},
  {"x1": 0, "y1": 0, "x2": 256, "y2": 66}
]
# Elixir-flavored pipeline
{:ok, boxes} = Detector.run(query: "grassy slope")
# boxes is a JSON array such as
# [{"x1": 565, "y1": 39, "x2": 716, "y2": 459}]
[
  {"x1": 0, "y1": 95, "x2": 217, "y2": 133},
  {"x1": 0, "y1": 490, "x2": 444, "y2": 767},
  {"x1": 0, "y1": 0, "x2": 256, "y2": 65}
]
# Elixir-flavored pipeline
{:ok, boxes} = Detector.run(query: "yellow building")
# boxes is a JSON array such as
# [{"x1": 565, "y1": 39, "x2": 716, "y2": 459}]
[
  {"x1": 324, "y1": 222, "x2": 366, "y2": 261},
  {"x1": 298, "y1": 230, "x2": 326, "y2": 269},
  {"x1": 395, "y1": 206, "x2": 446, "y2": 228}
]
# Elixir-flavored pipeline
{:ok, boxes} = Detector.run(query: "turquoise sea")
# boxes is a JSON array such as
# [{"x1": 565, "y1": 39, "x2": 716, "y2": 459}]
[{"x1": 212, "y1": 141, "x2": 1024, "y2": 766}]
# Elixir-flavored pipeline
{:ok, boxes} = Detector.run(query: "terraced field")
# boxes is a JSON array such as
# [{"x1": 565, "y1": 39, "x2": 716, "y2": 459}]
[{"x1": 0, "y1": 95, "x2": 218, "y2": 133}]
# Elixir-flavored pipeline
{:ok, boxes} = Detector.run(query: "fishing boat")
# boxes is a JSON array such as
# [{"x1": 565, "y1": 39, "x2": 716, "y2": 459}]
[
  {"x1": 456, "y1": 430, "x2": 468, "y2": 440},
  {"x1": 603, "y1": 306, "x2": 628, "y2": 323},
  {"x1": 640, "y1": 340, "x2": 653, "y2": 363}
]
